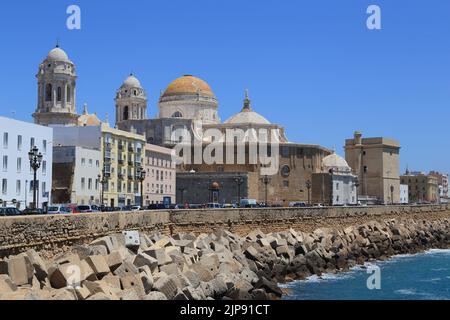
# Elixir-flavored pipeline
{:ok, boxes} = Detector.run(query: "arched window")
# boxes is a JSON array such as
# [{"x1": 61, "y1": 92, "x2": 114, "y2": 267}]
[
  {"x1": 172, "y1": 111, "x2": 183, "y2": 118},
  {"x1": 123, "y1": 106, "x2": 129, "y2": 121},
  {"x1": 66, "y1": 86, "x2": 71, "y2": 102},
  {"x1": 57, "y1": 87, "x2": 62, "y2": 102},
  {"x1": 45, "y1": 84, "x2": 52, "y2": 101}
]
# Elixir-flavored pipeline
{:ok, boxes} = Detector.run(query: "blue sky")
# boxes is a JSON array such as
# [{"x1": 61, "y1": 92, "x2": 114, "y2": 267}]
[{"x1": 0, "y1": 0, "x2": 449, "y2": 173}]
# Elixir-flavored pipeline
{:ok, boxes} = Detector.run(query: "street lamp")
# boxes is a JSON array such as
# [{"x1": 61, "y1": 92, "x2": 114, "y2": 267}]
[
  {"x1": 137, "y1": 166, "x2": 146, "y2": 208},
  {"x1": 261, "y1": 175, "x2": 271, "y2": 206},
  {"x1": 98, "y1": 171, "x2": 109, "y2": 207},
  {"x1": 306, "y1": 180, "x2": 312, "y2": 205},
  {"x1": 28, "y1": 146, "x2": 43, "y2": 210},
  {"x1": 233, "y1": 175, "x2": 244, "y2": 205}
]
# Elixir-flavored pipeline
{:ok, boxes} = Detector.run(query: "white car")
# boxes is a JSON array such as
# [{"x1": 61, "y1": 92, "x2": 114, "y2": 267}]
[{"x1": 47, "y1": 206, "x2": 72, "y2": 214}]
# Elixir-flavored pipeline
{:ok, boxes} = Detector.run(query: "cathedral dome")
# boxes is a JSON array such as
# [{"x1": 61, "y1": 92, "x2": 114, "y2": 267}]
[
  {"x1": 162, "y1": 75, "x2": 215, "y2": 98},
  {"x1": 224, "y1": 90, "x2": 271, "y2": 125},
  {"x1": 47, "y1": 47, "x2": 70, "y2": 62},
  {"x1": 77, "y1": 104, "x2": 102, "y2": 127},
  {"x1": 122, "y1": 74, "x2": 142, "y2": 88},
  {"x1": 322, "y1": 153, "x2": 352, "y2": 172},
  {"x1": 225, "y1": 111, "x2": 271, "y2": 125}
]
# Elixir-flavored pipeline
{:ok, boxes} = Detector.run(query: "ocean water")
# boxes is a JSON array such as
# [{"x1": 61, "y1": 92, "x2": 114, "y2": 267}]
[{"x1": 281, "y1": 249, "x2": 450, "y2": 300}]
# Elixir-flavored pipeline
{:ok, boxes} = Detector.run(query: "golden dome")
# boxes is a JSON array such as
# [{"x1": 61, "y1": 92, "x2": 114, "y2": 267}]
[
  {"x1": 162, "y1": 75, "x2": 215, "y2": 98},
  {"x1": 77, "y1": 104, "x2": 102, "y2": 127}
]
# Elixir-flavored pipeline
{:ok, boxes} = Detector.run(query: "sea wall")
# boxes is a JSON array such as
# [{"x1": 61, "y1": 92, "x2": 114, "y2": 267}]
[
  {"x1": 0, "y1": 214, "x2": 449, "y2": 300},
  {"x1": 0, "y1": 204, "x2": 448, "y2": 257}
]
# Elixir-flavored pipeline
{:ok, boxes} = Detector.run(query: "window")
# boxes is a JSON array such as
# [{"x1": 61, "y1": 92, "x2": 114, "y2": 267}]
[
  {"x1": 41, "y1": 182, "x2": 46, "y2": 197},
  {"x1": 17, "y1": 158, "x2": 22, "y2": 173},
  {"x1": 96, "y1": 160, "x2": 100, "y2": 167},
  {"x1": 336, "y1": 183, "x2": 340, "y2": 190},
  {"x1": 17, "y1": 135, "x2": 22, "y2": 151},
  {"x1": 1, "y1": 179, "x2": 7, "y2": 195},
  {"x1": 95, "y1": 179, "x2": 99, "y2": 190},
  {"x1": 283, "y1": 180, "x2": 289, "y2": 188},
  {"x1": 3, "y1": 132, "x2": 8, "y2": 148},
  {"x1": 172, "y1": 111, "x2": 183, "y2": 118},
  {"x1": 42, "y1": 161, "x2": 47, "y2": 174},
  {"x1": 45, "y1": 84, "x2": 52, "y2": 101},
  {"x1": 123, "y1": 106, "x2": 129, "y2": 121},
  {"x1": 81, "y1": 158, "x2": 86, "y2": 166},
  {"x1": 81, "y1": 178, "x2": 86, "y2": 190},
  {"x1": 89, "y1": 159, "x2": 93, "y2": 167},
  {"x1": 57, "y1": 87, "x2": 62, "y2": 102},
  {"x1": 43, "y1": 140, "x2": 47, "y2": 153},
  {"x1": 30, "y1": 137, "x2": 35, "y2": 148},
  {"x1": 364, "y1": 166, "x2": 368, "y2": 173},
  {"x1": 66, "y1": 86, "x2": 71, "y2": 102},
  {"x1": 2, "y1": 156, "x2": 7, "y2": 171},
  {"x1": 16, "y1": 180, "x2": 21, "y2": 196},
  {"x1": 88, "y1": 178, "x2": 92, "y2": 190}
]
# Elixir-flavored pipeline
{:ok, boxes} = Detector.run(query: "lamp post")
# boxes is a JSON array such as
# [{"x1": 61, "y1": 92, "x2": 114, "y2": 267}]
[
  {"x1": 28, "y1": 146, "x2": 43, "y2": 210},
  {"x1": 98, "y1": 172, "x2": 109, "y2": 207},
  {"x1": 137, "y1": 166, "x2": 146, "y2": 208},
  {"x1": 233, "y1": 175, "x2": 244, "y2": 205},
  {"x1": 306, "y1": 180, "x2": 312, "y2": 206},
  {"x1": 261, "y1": 175, "x2": 271, "y2": 206}
]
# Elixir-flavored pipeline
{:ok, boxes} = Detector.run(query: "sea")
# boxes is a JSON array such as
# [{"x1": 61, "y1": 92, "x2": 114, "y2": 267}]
[{"x1": 281, "y1": 249, "x2": 450, "y2": 300}]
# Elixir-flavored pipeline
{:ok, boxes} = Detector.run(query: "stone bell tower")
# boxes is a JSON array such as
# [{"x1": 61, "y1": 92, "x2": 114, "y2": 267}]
[
  {"x1": 33, "y1": 44, "x2": 79, "y2": 127},
  {"x1": 115, "y1": 74, "x2": 147, "y2": 127}
]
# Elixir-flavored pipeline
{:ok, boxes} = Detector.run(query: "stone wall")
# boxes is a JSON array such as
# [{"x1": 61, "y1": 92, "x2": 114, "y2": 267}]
[{"x1": 0, "y1": 204, "x2": 448, "y2": 258}]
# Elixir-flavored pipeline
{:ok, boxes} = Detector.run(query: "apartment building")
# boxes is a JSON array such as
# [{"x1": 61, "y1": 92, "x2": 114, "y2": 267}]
[{"x1": 0, "y1": 116, "x2": 53, "y2": 210}]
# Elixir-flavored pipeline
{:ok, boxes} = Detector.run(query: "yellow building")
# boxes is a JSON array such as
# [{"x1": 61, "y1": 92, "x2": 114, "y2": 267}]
[
  {"x1": 101, "y1": 124, "x2": 146, "y2": 207},
  {"x1": 400, "y1": 171, "x2": 439, "y2": 204}
]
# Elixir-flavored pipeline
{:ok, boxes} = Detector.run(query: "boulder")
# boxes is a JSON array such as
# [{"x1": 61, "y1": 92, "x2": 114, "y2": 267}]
[
  {"x1": 7, "y1": 254, "x2": 34, "y2": 286},
  {"x1": 85, "y1": 255, "x2": 110, "y2": 278},
  {"x1": 144, "y1": 291, "x2": 168, "y2": 300},
  {"x1": 254, "y1": 277, "x2": 282, "y2": 298},
  {"x1": 120, "y1": 274, "x2": 146, "y2": 297},
  {"x1": 133, "y1": 253, "x2": 158, "y2": 273},
  {"x1": 102, "y1": 275, "x2": 122, "y2": 290},
  {"x1": 25, "y1": 250, "x2": 48, "y2": 282},
  {"x1": 113, "y1": 260, "x2": 139, "y2": 277},
  {"x1": 0, "y1": 275, "x2": 17, "y2": 293},
  {"x1": 144, "y1": 249, "x2": 172, "y2": 266},
  {"x1": 153, "y1": 274, "x2": 179, "y2": 299}
]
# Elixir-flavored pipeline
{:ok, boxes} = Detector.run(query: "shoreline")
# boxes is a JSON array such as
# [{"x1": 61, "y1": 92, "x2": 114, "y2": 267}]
[
  {"x1": 0, "y1": 215, "x2": 449, "y2": 300},
  {"x1": 280, "y1": 248, "x2": 450, "y2": 300}
]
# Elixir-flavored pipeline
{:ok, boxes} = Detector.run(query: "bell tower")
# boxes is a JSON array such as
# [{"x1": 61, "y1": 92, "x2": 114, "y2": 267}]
[
  {"x1": 33, "y1": 44, "x2": 79, "y2": 126},
  {"x1": 115, "y1": 74, "x2": 147, "y2": 127}
]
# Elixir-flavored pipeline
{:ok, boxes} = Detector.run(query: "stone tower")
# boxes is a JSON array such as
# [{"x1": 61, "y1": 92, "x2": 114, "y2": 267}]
[
  {"x1": 115, "y1": 74, "x2": 147, "y2": 126},
  {"x1": 33, "y1": 45, "x2": 79, "y2": 126}
]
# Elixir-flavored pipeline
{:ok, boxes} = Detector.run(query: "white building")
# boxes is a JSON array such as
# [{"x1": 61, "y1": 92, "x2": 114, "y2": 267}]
[
  {"x1": 0, "y1": 117, "x2": 53, "y2": 210},
  {"x1": 52, "y1": 146, "x2": 101, "y2": 205},
  {"x1": 400, "y1": 184, "x2": 409, "y2": 204}
]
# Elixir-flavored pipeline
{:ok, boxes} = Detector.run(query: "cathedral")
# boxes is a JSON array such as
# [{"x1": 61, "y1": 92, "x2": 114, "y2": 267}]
[{"x1": 34, "y1": 45, "x2": 360, "y2": 206}]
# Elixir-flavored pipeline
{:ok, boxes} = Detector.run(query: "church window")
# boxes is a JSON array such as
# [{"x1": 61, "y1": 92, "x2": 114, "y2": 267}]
[
  {"x1": 67, "y1": 86, "x2": 71, "y2": 102},
  {"x1": 57, "y1": 87, "x2": 62, "y2": 102},
  {"x1": 123, "y1": 106, "x2": 129, "y2": 120},
  {"x1": 172, "y1": 112, "x2": 183, "y2": 118},
  {"x1": 45, "y1": 84, "x2": 52, "y2": 101}
]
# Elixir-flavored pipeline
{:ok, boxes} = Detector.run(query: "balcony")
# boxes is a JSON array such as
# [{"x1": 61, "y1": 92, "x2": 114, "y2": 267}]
[
  {"x1": 128, "y1": 146, "x2": 135, "y2": 153},
  {"x1": 128, "y1": 175, "x2": 134, "y2": 180},
  {"x1": 128, "y1": 161, "x2": 134, "y2": 166},
  {"x1": 118, "y1": 159, "x2": 124, "y2": 165},
  {"x1": 118, "y1": 144, "x2": 124, "y2": 151},
  {"x1": 118, "y1": 173, "x2": 124, "y2": 180}
]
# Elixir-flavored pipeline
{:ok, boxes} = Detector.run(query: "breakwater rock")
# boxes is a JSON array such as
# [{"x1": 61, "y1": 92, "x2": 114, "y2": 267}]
[{"x1": 0, "y1": 217, "x2": 449, "y2": 300}]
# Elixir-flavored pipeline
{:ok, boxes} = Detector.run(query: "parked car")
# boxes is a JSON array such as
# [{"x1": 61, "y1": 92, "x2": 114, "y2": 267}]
[
  {"x1": 222, "y1": 204, "x2": 236, "y2": 209},
  {"x1": 206, "y1": 203, "x2": 222, "y2": 209},
  {"x1": 47, "y1": 206, "x2": 72, "y2": 214},
  {"x1": 74, "y1": 205, "x2": 96, "y2": 213},
  {"x1": 147, "y1": 204, "x2": 168, "y2": 210},
  {"x1": 0, "y1": 207, "x2": 22, "y2": 216},
  {"x1": 240, "y1": 199, "x2": 258, "y2": 208},
  {"x1": 290, "y1": 202, "x2": 307, "y2": 208},
  {"x1": 22, "y1": 208, "x2": 45, "y2": 215}
]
